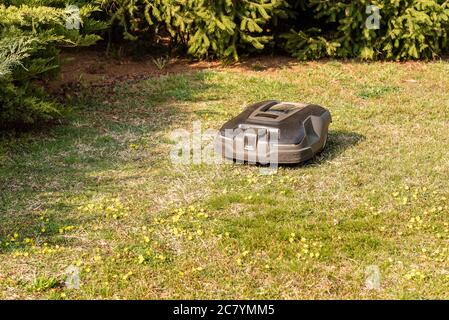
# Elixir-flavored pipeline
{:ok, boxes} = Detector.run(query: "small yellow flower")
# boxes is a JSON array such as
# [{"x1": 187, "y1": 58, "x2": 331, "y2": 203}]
[
  {"x1": 122, "y1": 271, "x2": 133, "y2": 280},
  {"x1": 137, "y1": 255, "x2": 145, "y2": 264}
]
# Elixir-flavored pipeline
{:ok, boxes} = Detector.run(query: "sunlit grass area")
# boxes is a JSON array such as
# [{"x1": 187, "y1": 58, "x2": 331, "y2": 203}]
[{"x1": 0, "y1": 60, "x2": 448, "y2": 299}]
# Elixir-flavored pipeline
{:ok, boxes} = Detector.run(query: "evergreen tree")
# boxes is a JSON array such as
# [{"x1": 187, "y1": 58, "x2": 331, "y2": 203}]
[
  {"x1": 101, "y1": 0, "x2": 289, "y2": 60},
  {"x1": 0, "y1": 1, "x2": 107, "y2": 127}
]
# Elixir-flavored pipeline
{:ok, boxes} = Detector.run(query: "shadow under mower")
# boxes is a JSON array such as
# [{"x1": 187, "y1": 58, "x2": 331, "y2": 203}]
[{"x1": 215, "y1": 100, "x2": 332, "y2": 164}]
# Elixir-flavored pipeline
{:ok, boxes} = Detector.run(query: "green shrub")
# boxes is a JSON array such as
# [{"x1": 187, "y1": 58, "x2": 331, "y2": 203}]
[
  {"x1": 283, "y1": 0, "x2": 449, "y2": 60},
  {"x1": 281, "y1": 28, "x2": 341, "y2": 60},
  {"x1": 100, "y1": 0, "x2": 449, "y2": 61},
  {"x1": 0, "y1": 1, "x2": 106, "y2": 128},
  {"x1": 100, "y1": 0, "x2": 289, "y2": 60}
]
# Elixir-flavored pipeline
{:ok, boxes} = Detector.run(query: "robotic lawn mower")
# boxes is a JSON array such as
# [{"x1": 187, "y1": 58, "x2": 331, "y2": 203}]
[{"x1": 215, "y1": 100, "x2": 331, "y2": 164}]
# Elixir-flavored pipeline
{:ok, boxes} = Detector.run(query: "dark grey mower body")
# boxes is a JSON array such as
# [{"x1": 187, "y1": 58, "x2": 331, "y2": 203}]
[{"x1": 215, "y1": 100, "x2": 331, "y2": 164}]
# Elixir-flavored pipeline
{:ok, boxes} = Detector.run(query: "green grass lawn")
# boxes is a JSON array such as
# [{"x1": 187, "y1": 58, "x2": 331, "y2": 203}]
[{"x1": 0, "y1": 60, "x2": 448, "y2": 299}]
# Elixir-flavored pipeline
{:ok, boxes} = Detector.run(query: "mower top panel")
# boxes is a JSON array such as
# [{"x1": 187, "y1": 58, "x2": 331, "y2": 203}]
[{"x1": 219, "y1": 100, "x2": 331, "y2": 145}]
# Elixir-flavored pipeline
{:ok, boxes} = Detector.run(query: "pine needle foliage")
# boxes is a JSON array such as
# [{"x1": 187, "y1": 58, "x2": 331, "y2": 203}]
[{"x1": 0, "y1": 1, "x2": 106, "y2": 127}]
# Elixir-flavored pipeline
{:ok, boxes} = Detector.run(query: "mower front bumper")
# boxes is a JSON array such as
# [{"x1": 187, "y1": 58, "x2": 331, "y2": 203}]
[{"x1": 215, "y1": 135, "x2": 318, "y2": 164}]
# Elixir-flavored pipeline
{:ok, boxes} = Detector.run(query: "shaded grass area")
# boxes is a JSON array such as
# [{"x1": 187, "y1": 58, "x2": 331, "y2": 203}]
[{"x1": 0, "y1": 61, "x2": 448, "y2": 299}]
